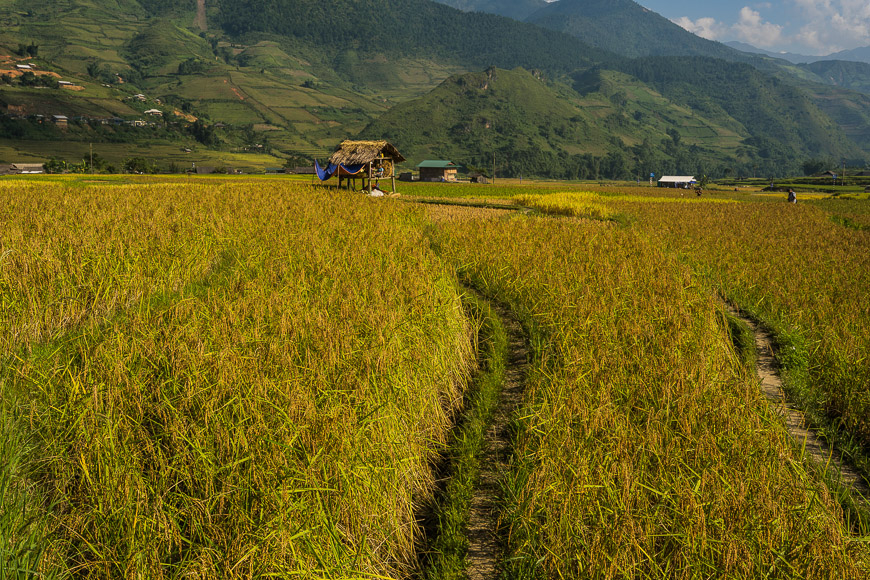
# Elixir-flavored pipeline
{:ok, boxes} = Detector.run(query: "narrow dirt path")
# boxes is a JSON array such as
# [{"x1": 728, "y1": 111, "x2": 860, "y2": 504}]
[
  {"x1": 726, "y1": 304, "x2": 870, "y2": 498},
  {"x1": 465, "y1": 303, "x2": 528, "y2": 580},
  {"x1": 195, "y1": 0, "x2": 207, "y2": 31}
]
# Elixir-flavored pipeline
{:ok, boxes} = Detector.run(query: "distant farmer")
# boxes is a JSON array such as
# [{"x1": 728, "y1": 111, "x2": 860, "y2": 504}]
[{"x1": 787, "y1": 189, "x2": 797, "y2": 203}]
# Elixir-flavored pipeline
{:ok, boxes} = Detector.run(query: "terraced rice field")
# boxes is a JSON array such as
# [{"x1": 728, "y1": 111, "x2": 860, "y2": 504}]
[{"x1": 1, "y1": 176, "x2": 869, "y2": 578}]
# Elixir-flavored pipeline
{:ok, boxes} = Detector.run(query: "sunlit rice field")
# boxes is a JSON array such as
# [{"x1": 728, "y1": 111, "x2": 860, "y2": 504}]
[
  {"x1": 434, "y1": 212, "x2": 870, "y2": 578},
  {"x1": 1, "y1": 176, "x2": 869, "y2": 579},
  {"x1": 0, "y1": 178, "x2": 474, "y2": 577}
]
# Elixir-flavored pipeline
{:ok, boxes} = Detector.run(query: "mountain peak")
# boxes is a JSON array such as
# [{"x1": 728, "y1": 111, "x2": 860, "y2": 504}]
[{"x1": 525, "y1": 0, "x2": 739, "y2": 59}]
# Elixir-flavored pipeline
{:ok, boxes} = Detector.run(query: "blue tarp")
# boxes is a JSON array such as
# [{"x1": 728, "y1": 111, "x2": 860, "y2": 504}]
[{"x1": 314, "y1": 159, "x2": 366, "y2": 181}]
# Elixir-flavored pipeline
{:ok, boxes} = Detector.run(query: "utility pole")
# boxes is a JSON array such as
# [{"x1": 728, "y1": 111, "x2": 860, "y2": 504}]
[
  {"x1": 90, "y1": 143, "x2": 93, "y2": 174},
  {"x1": 843, "y1": 159, "x2": 846, "y2": 186},
  {"x1": 492, "y1": 152, "x2": 495, "y2": 185}
]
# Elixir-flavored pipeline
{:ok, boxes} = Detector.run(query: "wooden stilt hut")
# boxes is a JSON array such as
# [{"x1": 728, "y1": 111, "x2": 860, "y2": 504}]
[{"x1": 328, "y1": 140, "x2": 405, "y2": 194}]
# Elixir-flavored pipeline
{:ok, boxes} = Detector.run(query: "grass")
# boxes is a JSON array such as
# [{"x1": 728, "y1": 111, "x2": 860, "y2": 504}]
[
  {"x1": 417, "y1": 291, "x2": 508, "y2": 579},
  {"x1": 0, "y1": 393, "x2": 58, "y2": 578}
]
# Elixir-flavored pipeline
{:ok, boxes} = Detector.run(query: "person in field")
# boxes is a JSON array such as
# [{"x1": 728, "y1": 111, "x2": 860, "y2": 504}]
[{"x1": 787, "y1": 189, "x2": 797, "y2": 203}]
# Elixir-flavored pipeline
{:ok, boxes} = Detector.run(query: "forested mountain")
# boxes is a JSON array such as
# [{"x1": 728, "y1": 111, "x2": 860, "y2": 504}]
[
  {"x1": 431, "y1": 0, "x2": 546, "y2": 20},
  {"x1": 616, "y1": 57, "x2": 862, "y2": 161},
  {"x1": 823, "y1": 46, "x2": 870, "y2": 65},
  {"x1": 799, "y1": 60, "x2": 870, "y2": 95},
  {"x1": 364, "y1": 65, "x2": 861, "y2": 178},
  {"x1": 724, "y1": 41, "x2": 818, "y2": 65},
  {"x1": 213, "y1": 0, "x2": 608, "y2": 74},
  {"x1": 524, "y1": 0, "x2": 739, "y2": 60},
  {"x1": 1, "y1": 0, "x2": 870, "y2": 176}
]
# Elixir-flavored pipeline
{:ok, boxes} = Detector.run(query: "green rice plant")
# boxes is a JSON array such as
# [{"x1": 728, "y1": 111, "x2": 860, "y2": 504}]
[
  {"x1": 0, "y1": 393, "x2": 61, "y2": 579},
  {"x1": 418, "y1": 291, "x2": 508, "y2": 579}
]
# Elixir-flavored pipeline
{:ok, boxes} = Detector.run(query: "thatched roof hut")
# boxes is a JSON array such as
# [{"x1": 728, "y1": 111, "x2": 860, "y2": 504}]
[
  {"x1": 326, "y1": 140, "x2": 405, "y2": 194},
  {"x1": 328, "y1": 140, "x2": 406, "y2": 166}
]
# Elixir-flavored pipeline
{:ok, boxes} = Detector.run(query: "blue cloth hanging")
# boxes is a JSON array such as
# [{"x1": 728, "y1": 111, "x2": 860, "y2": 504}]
[
  {"x1": 314, "y1": 160, "x2": 367, "y2": 181},
  {"x1": 315, "y1": 159, "x2": 337, "y2": 181}
]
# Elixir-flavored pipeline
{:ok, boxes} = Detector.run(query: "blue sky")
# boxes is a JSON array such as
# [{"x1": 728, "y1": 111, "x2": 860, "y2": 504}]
[{"x1": 637, "y1": 1, "x2": 870, "y2": 55}]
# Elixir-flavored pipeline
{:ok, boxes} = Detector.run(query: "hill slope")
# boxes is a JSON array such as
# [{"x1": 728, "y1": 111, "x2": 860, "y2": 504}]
[
  {"x1": 799, "y1": 60, "x2": 870, "y2": 95},
  {"x1": 432, "y1": 0, "x2": 546, "y2": 20},
  {"x1": 618, "y1": 57, "x2": 863, "y2": 158},
  {"x1": 365, "y1": 61, "x2": 866, "y2": 178},
  {"x1": 0, "y1": 0, "x2": 869, "y2": 174},
  {"x1": 213, "y1": 0, "x2": 607, "y2": 74},
  {"x1": 525, "y1": 0, "x2": 738, "y2": 60}
]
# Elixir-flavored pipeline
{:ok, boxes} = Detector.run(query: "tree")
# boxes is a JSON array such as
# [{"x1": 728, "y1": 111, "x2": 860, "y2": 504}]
[
  {"x1": 123, "y1": 157, "x2": 157, "y2": 174},
  {"x1": 19, "y1": 71, "x2": 37, "y2": 86},
  {"x1": 189, "y1": 120, "x2": 217, "y2": 146},
  {"x1": 43, "y1": 158, "x2": 68, "y2": 174},
  {"x1": 801, "y1": 158, "x2": 829, "y2": 176}
]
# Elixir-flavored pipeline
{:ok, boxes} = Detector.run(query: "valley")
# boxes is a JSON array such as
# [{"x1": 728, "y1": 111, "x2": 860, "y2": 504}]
[{"x1": 1, "y1": 0, "x2": 869, "y2": 177}]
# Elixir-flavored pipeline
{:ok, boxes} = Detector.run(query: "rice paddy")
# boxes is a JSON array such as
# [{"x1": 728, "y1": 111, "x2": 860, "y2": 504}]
[{"x1": 2, "y1": 176, "x2": 869, "y2": 578}]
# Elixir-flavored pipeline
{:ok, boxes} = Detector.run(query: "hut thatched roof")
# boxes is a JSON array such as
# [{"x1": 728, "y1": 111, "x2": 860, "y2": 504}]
[{"x1": 328, "y1": 140, "x2": 406, "y2": 165}]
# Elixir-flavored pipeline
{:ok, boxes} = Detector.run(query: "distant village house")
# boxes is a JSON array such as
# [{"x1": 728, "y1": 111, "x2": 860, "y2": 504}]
[
  {"x1": 0, "y1": 163, "x2": 45, "y2": 175},
  {"x1": 657, "y1": 175, "x2": 696, "y2": 188},
  {"x1": 417, "y1": 160, "x2": 459, "y2": 182}
]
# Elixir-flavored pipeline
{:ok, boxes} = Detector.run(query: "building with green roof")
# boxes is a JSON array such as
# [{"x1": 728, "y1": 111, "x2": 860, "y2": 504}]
[{"x1": 417, "y1": 160, "x2": 459, "y2": 182}]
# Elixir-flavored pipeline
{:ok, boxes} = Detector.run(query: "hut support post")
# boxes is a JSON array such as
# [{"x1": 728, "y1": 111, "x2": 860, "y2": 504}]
[
  {"x1": 391, "y1": 174, "x2": 396, "y2": 194},
  {"x1": 368, "y1": 162, "x2": 372, "y2": 194}
]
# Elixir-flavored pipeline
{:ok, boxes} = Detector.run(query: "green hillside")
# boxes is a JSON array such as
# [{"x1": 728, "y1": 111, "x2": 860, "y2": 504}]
[
  {"x1": 802, "y1": 83, "x2": 870, "y2": 153},
  {"x1": 213, "y1": 0, "x2": 608, "y2": 74},
  {"x1": 433, "y1": 0, "x2": 546, "y2": 20},
  {"x1": 525, "y1": 0, "x2": 739, "y2": 60},
  {"x1": 619, "y1": 57, "x2": 864, "y2": 162},
  {"x1": 0, "y1": 0, "x2": 869, "y2": 175},
  {"x1": 363, "y1": 67, "x2": 763, "y2": 178},
  {"x1": 799, "y1": 60, "x2": 870, "y2": 95},
  {"x1": 0, "y1": 0, "x2": 611, "y2": 164},
  {"x1": 125, "y1": 19, "x2": 213, "y2": 76}
]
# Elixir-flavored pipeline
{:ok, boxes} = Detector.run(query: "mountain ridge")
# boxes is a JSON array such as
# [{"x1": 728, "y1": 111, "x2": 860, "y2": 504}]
[{"x1": 0, "y1": 0, "x2": 869, "y2": 175}]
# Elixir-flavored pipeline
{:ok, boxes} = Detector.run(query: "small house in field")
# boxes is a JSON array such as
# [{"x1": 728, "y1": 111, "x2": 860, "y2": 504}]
[
  {"x1": 11, "y1": 163, "x2": 45, "y2": 174},
  {"x1": 52, "y1": 115, "x2": 68, "y2": 129},
  {"x1": 418, "y1": 160, "x2": 459, "y2": 182},
  {"x1": 318, "y1": 140, "x2": 406, "y2": 194},
  {"x1": 657, "y1": 175, "x2": 696, "y2": 188},
  {"x1": 469, "y1": 172, "x2": 489, "y2": 184},
  {"x1": 144, "y1": 108, "x2": 162, "y2": 116}
]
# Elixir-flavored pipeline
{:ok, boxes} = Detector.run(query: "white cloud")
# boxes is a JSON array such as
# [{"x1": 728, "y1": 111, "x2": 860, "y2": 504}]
[
  {"x1": 733, "y1": 7, "x2": 783, "y2": 48},
  {"x1": 789, "y1": 0, "x2": 870, "y2": 53},
  {"x1": 672, "y1": 16, "x2": 726, "y2": 40},
  {"x1": 673, "y1": 7, "x2": 782, "y2": 48}
]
